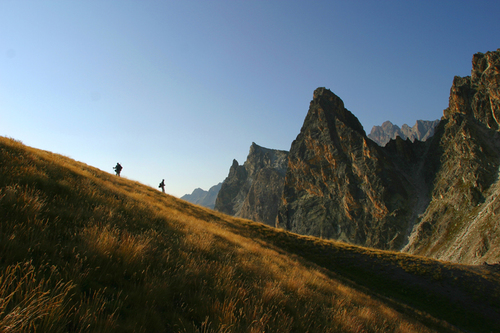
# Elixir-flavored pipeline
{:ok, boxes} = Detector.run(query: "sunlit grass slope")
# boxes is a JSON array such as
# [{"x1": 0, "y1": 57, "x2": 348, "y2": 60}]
[{"x1": 0, "y1": 136, "x2": 499, "y2": 332}]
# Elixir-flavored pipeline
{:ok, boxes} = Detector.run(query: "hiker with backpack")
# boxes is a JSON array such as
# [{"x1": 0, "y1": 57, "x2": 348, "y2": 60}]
[
  {"x1": 159, "y1": 179, "x2": 165, "y2": 193},
  {"x1": 113, "y1": 163, "x2": 122, "y2": 176}
]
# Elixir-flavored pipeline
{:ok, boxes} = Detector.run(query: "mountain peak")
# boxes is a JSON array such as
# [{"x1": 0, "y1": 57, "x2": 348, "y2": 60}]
[
  {"x1": 215, "y1": 143, "x2": 289, "y2": 226},
  {"x1": 277, "y1": 50, "x2": 500, "y2": 264},
  {"x1": 309, "y1": 87, "x2": 365, "y2": 137},
  {"x1": 445, "y1": 49, "x2": 500, "y2": 129},
  {"x1": 277, "y1": 87, "x2": 413, "y2": 249}
]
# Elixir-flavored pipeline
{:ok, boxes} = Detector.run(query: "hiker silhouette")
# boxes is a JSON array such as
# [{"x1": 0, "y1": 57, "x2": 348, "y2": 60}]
[
  {"x1": 113, "y1": 163, "x2": 122, "y2": 176},
  {"x1": 159, "y1": 179, "x2": 165, "y2": 193}
]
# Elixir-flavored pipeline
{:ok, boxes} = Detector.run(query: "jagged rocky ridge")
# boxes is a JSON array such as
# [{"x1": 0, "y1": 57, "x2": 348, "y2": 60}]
[
  {"x1": 186, "y1": 118, "x2": 438, "y2": 208},
  {"x1": 276, "y1": 87, "x2": 417, "y2": 250},
  {"x1": 277, "y1": 49, "x2": 500, "y2": 264},
  {"x1": 181, "y1": 183, "x2": 221, "y2": 209},
  {"x1": 214, "y1": 49, "x2": 500, "y2": 264},
  {"x1": 403, "y1": 49, "x2": 500, "y2": 264},
  {"x1": 368, "y1": 119, "x2": 440, "y2": 146},
  {"x1": 214, "y1": 143, "x2": 288, "y2": 226}
]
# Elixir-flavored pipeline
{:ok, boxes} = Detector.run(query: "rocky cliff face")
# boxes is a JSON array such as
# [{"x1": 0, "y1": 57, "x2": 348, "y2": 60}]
[
  {"x1": 276, "y1": 88, "x2": 417, "y2": 250},
  {"x1": 181, "y1": 183, "x2": 222, "y2": 209},
  {"x1": 403, "y1": 49, "x2": 500, "y2": 264},
  {"x1": 214, "y1": 143, "x2": 288, "y2": 226},
  {"x1": 368, "y1": 119, "x2": 440, "y2": 146},
  {"x1": 277, "y1": 49, "x2": 500, "y2": 264}
]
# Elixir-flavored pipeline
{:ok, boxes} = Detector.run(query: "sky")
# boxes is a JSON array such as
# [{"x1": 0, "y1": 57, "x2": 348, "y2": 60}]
[{"x1": 1, "y1": 1, "x2": 499, "y2": 197}]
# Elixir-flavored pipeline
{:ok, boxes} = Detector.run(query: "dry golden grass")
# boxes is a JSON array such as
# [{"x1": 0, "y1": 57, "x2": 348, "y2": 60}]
[
  {"x1": 0, "y1": 262, "x2": 73, "y2": 332},
  {"x1": 0, "y1": 136, "x2": 499, "y2": 332}
]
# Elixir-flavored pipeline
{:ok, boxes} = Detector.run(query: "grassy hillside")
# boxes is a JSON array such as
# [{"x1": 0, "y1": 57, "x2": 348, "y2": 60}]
[{"x1": 0, "y1": 136, "x2": 499, "y2": 332}]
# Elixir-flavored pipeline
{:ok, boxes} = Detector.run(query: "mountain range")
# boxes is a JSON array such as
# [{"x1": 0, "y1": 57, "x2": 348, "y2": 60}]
[
  {"x1": 213, "y1": 49, "x2": 500, "y2": 265},
  {"x1": 185, "y1": 122, "x2": 439, "y2": 214},
  {"x1": 181, "y1": 183, "x2": 222, "y2": 209},
  {"x1": 368, "y1": 119, "x2": 440, "y2": 146}
]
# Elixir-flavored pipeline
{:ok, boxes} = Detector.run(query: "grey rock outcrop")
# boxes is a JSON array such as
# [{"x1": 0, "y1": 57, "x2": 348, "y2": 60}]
[
  {"x1": 403, "y1": 49, "x2": 500, "y2": 264},
  {"x1": 214, "y1": 143, "x2": 288, "y2": 226},
  {"x1": 276, "y1": 88, "x2": 415, "y2": 250}
]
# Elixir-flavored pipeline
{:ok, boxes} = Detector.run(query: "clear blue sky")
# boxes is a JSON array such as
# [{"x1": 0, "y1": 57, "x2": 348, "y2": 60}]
[{"x1": 1, "y1": 1, "x2": 499, "y2": 197}]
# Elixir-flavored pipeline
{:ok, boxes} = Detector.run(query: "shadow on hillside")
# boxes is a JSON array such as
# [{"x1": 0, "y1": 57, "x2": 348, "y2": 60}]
[{"x1": 193, "y1": 205, "x2": 500, "y2": 333}]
